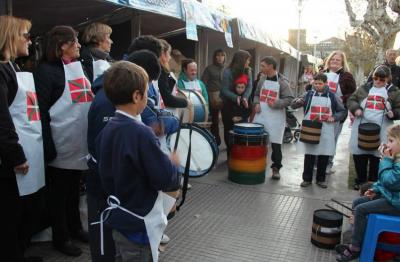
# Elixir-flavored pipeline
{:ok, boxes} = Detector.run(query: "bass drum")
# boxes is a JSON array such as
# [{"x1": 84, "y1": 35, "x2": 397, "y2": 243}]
[{"x1": 167, "y1": 123, "x2": 218, "y2": 177}]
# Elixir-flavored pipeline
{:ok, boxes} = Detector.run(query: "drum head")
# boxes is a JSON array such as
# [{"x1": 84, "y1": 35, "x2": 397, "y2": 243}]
[
  {"x1": 234, "y1": 123, "x2": 264, "y2": 129},
  {"x1": 168, "y1": 126, "x2": 217, "y2": 177}
]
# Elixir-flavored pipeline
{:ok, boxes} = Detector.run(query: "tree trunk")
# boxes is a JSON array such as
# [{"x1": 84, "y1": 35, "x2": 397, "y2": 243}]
[
  {"x1": 375, "y1": 39, "x2": 385, "y2": 65},
  {"x1": 355, "y1": 64, "x2": 365, "y2": 86}
]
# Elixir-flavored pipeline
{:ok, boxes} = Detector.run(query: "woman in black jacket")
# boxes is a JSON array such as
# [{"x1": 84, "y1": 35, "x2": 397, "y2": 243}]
[
  {"x1": 34, "y1": 26, "x2": 90, "y2": 257},
  {"x1": 0, "y1": 15, "x2": 45, "y2": 262}
]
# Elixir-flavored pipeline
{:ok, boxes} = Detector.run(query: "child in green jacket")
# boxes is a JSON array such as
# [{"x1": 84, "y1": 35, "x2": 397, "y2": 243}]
[{"x1": 335, "y1": 124, "x2": 400, "y2": 261}]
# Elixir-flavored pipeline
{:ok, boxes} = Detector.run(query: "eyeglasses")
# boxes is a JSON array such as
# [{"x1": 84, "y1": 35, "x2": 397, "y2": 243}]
[
  {"x1": 373, "y1": 76, "x2": 386, "y2": 82},
  {"x1": 22, "y1": 32, "x2": 31, "y2": 41}
]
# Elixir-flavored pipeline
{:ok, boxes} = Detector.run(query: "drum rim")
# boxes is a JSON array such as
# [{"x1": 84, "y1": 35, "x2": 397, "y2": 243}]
[
  {"x1": 180, "y1": 89, "x2": 209, "y2": 123},
  {"x1": 168, "y1": 123, "x2": 218, "y2": 177},
  {"x1": 233, "y1": 122, "x2": 264, "y2": 129}
]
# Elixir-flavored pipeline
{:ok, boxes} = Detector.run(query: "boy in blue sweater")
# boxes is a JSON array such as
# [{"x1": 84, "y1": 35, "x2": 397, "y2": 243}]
[{"x1": 95, "y1": 61, "x2": 180, "y2": 262}]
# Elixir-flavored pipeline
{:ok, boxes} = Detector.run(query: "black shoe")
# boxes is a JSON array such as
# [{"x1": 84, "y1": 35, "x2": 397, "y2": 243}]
[
  {"x1": 23, "y1": 257, "x2": 43, "y2": 262},
  {"x1": 316, "y1": 181, "x2": 328, "y2": 188},
  {"x1": 71, "y1": 230, "x2": 89, "y2": 243},
  {"x1": 55, "y1": 241, "x2": 82, "y2": 257},
  {"x1": 335, "y1": 244, "x2": 348, "y2": 254}
]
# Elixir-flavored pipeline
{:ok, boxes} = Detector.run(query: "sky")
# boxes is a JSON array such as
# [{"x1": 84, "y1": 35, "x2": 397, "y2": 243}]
[{"x1": 203, "y1": 0, "x2": 353, "y2": 44}]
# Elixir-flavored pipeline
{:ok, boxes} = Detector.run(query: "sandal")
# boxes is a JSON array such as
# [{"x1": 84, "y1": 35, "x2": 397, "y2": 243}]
[{"x1": 335, "y1": 245, "x2": 360, "y2": 262}]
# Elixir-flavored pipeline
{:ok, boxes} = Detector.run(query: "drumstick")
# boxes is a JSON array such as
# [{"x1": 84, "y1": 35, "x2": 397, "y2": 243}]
[
  {"x1": 331, "y1": 198, "x2": 354, "y2": 211},
  {"x1": 325, "y1": 204, "x2": 350, "y2": 218},
  {"x1": 173, "y1": 111, "x2": 185, "y2": 153}
]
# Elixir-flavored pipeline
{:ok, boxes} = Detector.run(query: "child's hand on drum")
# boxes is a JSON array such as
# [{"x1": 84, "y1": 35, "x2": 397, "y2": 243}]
[
  {"x1": 242, "y1": 98, "x2": 249, "y2": 108},
  {"x1": 354, "y1": 109, "x2": 363, "y2": 117},
  {"x1": 254, "y1": 104, "x2": 261, "y2": 113},
  {"x1": 236, "y1": 96, "x2": 241, "y2": 106},
  {"x1": 170, "y1": 152, "x2": 180, "y2": 167}
]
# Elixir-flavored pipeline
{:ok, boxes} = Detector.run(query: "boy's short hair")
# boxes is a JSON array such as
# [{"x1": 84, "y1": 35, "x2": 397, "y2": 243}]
[
  {"x1": 261, "y1": 56, "x2": 277, "y2": 70},
  {"x1": 127, "y1": 35, "x2": 162, "y2": 57},
  {"x1": 126, "y1": 50, "x2": 161, "y2": 81},
  {"x1": 104, "y1": 61, "x2": 149, "y2": 106},
  {"x1": 313, "y1": 73, "x2": 327, "y2": 83}
]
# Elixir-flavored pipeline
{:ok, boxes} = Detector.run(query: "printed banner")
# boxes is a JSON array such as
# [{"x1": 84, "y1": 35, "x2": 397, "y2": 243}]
[
  {"x1": 26, "y1": 91, "x2": 40, "y2": 121},
  {"x1": 182, "y1": 0, "x2": 198, "y2": 41},
  {"x1": 106, "y1": 0, "x2": 183, "y2": 19}
]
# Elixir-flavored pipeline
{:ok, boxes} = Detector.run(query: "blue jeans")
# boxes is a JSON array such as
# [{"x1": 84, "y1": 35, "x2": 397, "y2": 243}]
[
  {"x1": 113, "y1": 230, "x2": 152, "y2": 262},
  {"x1": 351, "y1": 196, "x2": 400, "y2": 246}
]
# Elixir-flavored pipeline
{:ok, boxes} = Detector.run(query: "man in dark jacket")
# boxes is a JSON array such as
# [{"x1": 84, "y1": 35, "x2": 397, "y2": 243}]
[{"x1": 367, "y1": 49, "x2": 400, "y2": 87}]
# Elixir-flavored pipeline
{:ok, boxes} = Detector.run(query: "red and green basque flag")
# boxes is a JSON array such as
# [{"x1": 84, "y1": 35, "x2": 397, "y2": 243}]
[
  {"x1": 366, "y1": 95, "x2": 385, "y2": 110},
  {"x1": 310, "y1": 105, "x2": 330, "y2": 122},
  {"x1": 26, "y1": 91, "x2": 40, "y2": 121},
  {"x1": 68, "y1": 78, "x2": 93, "y2": 103}
]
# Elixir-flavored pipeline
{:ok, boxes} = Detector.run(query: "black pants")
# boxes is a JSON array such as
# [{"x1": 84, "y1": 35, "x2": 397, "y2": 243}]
[
  {"x1": 352, "y1": 154, "x2": 380, "y2": 185},
  {"x1": 0, "y1": 168, "x2": 24, "y2": 262},
  {"x1": 87, "y1": 192, "x2": 115, "y2": 262},
  {"x1": 46, "y1": 166, "x2": 83, "y2": 246},
  {"x1": 271, "y1": 143, "x2": 283, "y2": 170},
  {"x1": 303, "y1": 154, "x2": 329, "y2": 182},
  {"x1": 222, "y1": 106, "x2": 233, "y2": 152},
  {"x1": 210, "y1": 107, "x2": 221, "y2": 145}
]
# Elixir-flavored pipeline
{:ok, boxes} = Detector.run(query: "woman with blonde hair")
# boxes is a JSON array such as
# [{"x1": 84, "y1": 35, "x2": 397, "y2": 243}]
[
  {"x1": 323, "y1": 50, "x2": 356, "y2": 173},
  {"x1": 80, "y1": 22, "x2": 113, "y2": 82},
  {"x1": 0, "y1": 15, "x2": 45, "y2": 262}
]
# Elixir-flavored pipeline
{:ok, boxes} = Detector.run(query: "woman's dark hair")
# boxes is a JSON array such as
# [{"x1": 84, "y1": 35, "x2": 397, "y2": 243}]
[
  {"x1": 126, "y1": 50, "x2": 161, "y2": 81},
  {"x1": 45, "y1": 25, "x2": 77, "y2": 62},
  {"x1": 127, "y1": 35, "x2": 162, "y2": 57},
  {"x1": 313, "y1": 73, "x2": 327, "y2": 83},
  {"x1": 373, "y1": 65, "x2": 391, "y2": 79},
  {"x1": 104, "y1": 61, "x2": 148, "y2": 105},
  {"x1": 213, "y1": 49, "x2": 226, "y2": 65},
  {"x1": 229, "y1": 50, "x2": 251, "y2": 80},
  {"x1": 181, "y1": 58, "x2": 195, "y2": 71}
]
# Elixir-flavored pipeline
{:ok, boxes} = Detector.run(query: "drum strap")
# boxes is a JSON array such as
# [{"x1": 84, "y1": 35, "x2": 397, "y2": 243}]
[{"x1": 177, "y1": 124, "x2": 192, "y2": 210}]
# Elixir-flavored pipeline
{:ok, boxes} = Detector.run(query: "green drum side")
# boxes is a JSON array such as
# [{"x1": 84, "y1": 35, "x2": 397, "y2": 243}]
[{"x1": 228, "y1": 169, "x2": 266, "y2": 185}]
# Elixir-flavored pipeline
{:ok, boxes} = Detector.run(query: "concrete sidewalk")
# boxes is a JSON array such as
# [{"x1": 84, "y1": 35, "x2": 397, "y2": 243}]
[{"x1": 27, "y1": 120, "x2": 358, "y2": 261}]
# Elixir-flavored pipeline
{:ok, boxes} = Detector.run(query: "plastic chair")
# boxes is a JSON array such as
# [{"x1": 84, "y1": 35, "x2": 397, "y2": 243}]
[{"x1": 360, "y1": 214, "x2": 400, "y2": 262}]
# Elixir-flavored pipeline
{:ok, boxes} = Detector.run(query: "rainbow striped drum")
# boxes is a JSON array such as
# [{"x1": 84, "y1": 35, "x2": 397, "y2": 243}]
[{"x1": 228, "y1": 129, "x2": 268, "y2": 185}]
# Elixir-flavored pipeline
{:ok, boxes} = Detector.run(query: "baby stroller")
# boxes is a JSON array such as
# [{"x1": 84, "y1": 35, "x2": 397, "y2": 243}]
[{"x1": 283, "y1": 107, "x2": 301, "y2": 143}]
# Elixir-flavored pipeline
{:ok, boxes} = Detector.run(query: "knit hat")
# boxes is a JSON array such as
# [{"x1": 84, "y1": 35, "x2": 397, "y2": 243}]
[{"x1": 234, "y1": 74, "x2": 248, "y2": 85}]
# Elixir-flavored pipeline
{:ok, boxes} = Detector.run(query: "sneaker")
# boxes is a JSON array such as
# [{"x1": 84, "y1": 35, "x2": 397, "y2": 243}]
[
  {"x1": 300, "y1": 181, "x2": 312, "y2": 187},
  {"x1": 160, "y1": 234, "x2": 170, "y2": 245},
  {"x1": 54, "y1": 241, "x2": 82, "y2": 257},
  {"x1": 316, "y1": 181, "x2": 328, "y2": 188},
  {"x1": 326, "y1": 166, "x2": 335, "y2": 174},
  {"x1": 335, "y1": 245, "x2": 360, "y2": 261},
  {"x1": 271, "y1": 168, "x2": 280, "y2": 180},
  {"x1": 187, "y1": 183, "x2": 192, "y2": 190}
]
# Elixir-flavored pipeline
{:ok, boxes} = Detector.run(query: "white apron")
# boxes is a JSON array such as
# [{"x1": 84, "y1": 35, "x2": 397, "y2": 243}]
[
  {"x1": 9, "y1": 66, "x2": 45, "y2": 196},
  {"x1": 349, "y1": 86, "x2": 392, "y2": 157},
  {"x1": 92, "y1": 59, "x2": 110, "y2": 82},
  {"x1": 325, "y1": 72, "x2": 343, "y2": 103},
  {"x1": 297, "y1": 92, "x2": 336, "y2": 156},
  {"x1": 49, "y1": 61, "x2": 93, "y2": 170},
  {"x1": 253, "y1": 76, "x2": 286, "y2": 144},
  {"x1": 94, "y1": 191, "x2": 175, "y2": 262},
  {"x1": 183, "y1": 79, "x2": 205, "y2": 101}
]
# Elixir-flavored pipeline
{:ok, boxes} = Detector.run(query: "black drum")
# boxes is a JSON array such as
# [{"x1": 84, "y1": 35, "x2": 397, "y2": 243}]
[
  {"x1": 300, "y1": 120, "x2": 323, "y2": 144},
  {"x1": 311, "y1": 209, "x2": 343, "y2": 249},
  {"x1": 358, "y1": 123, "x2": 380, "y2": 151}
]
